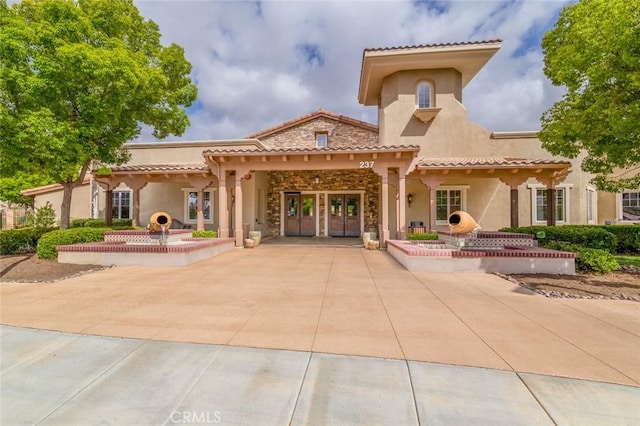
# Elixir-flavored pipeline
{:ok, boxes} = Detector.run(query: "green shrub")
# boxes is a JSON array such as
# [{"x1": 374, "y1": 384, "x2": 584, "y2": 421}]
[
  {"x1": 113, "y1": 218, "x2": 133, "y2": 227},
  {"x1": 22, "y1": 202, "x2": 57, "y2": 228},
  {"x1": 407, "y1": 232, "x2": 439, "y2": 240},
  {"x1": 37, "y1": 228, "x2": 107, "y2": 259},
  {"x1": 598, "y1": 225, "x2": 640, "y2": 254},
  {"x1": 0, "y1": 227, "x2": 58, "y2": 255},
  {"x1": 70, "y1": 218, "x2": 88, "y2": 228},
  {"x1": 70, "y1": 218, "x2": 133, "y2": 228},
  {"x1": 192, "y1": 230, "x2": 218, "y2": 238},
  {"x1": 84, "y1": 219, "x2": 106, "y2": 227},
  {"x1": 545, "y1": 241, "x2": 620, "y2": 274},
  {"x1": 500, "y1": 225, "x2": 617, "y2": 253}
]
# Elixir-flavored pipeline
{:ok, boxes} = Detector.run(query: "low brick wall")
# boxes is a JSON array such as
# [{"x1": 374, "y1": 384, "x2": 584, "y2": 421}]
[
  {"x1": 387, "y1": 240, "x2": 576, "y2": 274},
  {"x1": 57, "y1": 238, "x2": 235, "y2": 267}
]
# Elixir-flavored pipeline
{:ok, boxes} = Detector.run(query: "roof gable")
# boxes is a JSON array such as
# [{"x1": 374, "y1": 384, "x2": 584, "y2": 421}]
[
  {"x1": 246, "y1": 109, "x2": 378, "y2": 139},
  {"x1": 246, "y1": 109, "x2": 379, "y2": 150}
]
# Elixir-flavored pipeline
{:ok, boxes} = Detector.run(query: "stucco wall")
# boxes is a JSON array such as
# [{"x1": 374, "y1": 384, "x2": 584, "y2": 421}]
[{"x1": 33, "y1": 184, "x2": 92, "y2": 221}]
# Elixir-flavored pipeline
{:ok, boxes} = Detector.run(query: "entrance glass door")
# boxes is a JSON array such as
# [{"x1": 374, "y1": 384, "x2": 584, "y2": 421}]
[
  {"x1": 285, "y1": 193, "x2": 316, "y2": 236},
  {"x1": 329, "y1": 194, "x2": 360, "y2": 237}
]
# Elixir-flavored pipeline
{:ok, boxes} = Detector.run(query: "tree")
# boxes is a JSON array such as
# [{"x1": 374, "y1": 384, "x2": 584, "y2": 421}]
[
  {"x1": 0, "y1": 0, "x2": 197, "y2": 227},
  {"x1": 539, "y1": 0, "x2": 640, "y2": 192},
  {"x1": 0, "y1": 172, "x2": 54, "y2": 207}
]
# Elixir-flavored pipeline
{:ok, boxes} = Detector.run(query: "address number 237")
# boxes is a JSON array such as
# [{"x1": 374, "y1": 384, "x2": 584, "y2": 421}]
[{"x1": 359, "y1": 161, "x2": 375, "y2": 169}]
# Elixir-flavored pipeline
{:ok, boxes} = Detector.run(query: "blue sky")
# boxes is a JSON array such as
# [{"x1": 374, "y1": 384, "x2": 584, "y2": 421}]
[{"x1": 134, "y1": 0, "x2": 574, "y2": 141}]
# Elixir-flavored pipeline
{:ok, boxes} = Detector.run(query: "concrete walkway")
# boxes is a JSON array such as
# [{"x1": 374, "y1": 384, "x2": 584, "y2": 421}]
[
  {"x1": 1, "y1": 246, "x2": 639, "y2": 423},
  {"x1": 2, "y1": 326, "x2": 639, "y2": 425}
]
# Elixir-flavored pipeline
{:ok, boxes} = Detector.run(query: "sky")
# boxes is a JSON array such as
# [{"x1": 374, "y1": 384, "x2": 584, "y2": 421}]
[{"x1": 133, "y1": 0, "x2": 575, "y2": 142}]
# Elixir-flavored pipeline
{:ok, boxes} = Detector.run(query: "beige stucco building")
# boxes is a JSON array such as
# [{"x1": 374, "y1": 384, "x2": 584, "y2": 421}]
[{"x1": 23, "y1": 40, "x2": 640, "y2": 246}]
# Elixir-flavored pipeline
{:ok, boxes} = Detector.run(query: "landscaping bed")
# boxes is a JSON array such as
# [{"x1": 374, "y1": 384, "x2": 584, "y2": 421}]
[
  {"x1": 504, "y1": 269, "x2": 640, "y2": 301},
  {"x1": 0, "y1": 254, "x2": 107, "y2": 283}
]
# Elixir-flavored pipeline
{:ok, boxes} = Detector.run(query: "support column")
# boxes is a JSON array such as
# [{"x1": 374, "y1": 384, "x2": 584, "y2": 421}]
[
  {"x1": 419, "y1": 177, "x2": 445, "y2": 232},
  {"x1": 196, "y1": 189, "x2": 204, "y2": 231},
  {"x1": 510, "y1": 188, "x2": 519, "y2": 228},
  {"x1": 105, "y1": 189, "x2": 113, "y2": 227},
  {"x1": 380, "y1": 168, "x2": 390, "y2": 247},
  {"x1": 125, "y1": 179, "x2": 148, "y2": 228},
  {"x1": 234, "y1": 171, "x2": 244, "y2": 247},
  {"x1": 187, "y1": 176, "x2": 213, "y2": 231},
  {"x1": 218, "y1": 169, "x2": 229, "y2": 238},
  {"x1": 429, "y1": 188, "x2": 437, "y2": 232},
  {"x1": 398, "y1": 171, "x2": 407, "y2": 240},
  {"x1": 547, "y1": 187, "x2": 556, "y2": 226},
  {"x1": 499, "y1": 177, "x2": 527, "y2": 229},
  {"x1": 132, "y1": 188, "x2": 141, "y2": 227},
  {"x1": 95, "y1": 178, "x2": 122, "y2": 227}
]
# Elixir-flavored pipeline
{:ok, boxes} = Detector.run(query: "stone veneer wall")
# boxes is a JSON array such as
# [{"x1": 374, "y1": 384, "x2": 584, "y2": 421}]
[
  {"x1": 267, "y1": 169, "x2": 379, "y2": 236},
  {"x1": 259, "y1": 117, "x2": 379, "y2": 149}
]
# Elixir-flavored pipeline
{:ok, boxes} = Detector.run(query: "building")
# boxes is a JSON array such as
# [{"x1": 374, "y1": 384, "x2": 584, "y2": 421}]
[{"x1": 23, "y1": 40, "x2": 640, "y2": 246}]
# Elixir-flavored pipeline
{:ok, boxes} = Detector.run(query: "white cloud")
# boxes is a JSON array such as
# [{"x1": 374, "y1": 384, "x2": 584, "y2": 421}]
[{"x1": 134, "y1": 0, "x2": 572, "y2": 141}]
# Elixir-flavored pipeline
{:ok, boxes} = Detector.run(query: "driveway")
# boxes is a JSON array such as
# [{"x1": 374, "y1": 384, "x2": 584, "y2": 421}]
[{"x1": 1, "y1": 245, "x2": 639, "y2": 423}]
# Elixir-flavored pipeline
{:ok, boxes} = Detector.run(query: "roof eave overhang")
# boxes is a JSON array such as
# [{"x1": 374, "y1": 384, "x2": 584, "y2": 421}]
[{"x1": 358, "y1": 41, "x2": 501, "y2": 106}]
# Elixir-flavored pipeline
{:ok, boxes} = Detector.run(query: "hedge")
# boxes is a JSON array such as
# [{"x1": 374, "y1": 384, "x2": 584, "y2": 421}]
[
  {"x1": 407, "y1": 232, "x2": 439, "y2": 240},
  {"x1": 0, "y1": 227, "x2": 58, "y2": 255},
  {"x1": 596, "y1": 225, "x2": 640, "y2": 254},
  {"x1": 70, "y1": 218, "x2": 133, "y2": 228},
  {"x1": 36, "y1": 228, "x2": 108, "y2": 259},
  {"x1": 499, "y1": 226, "x2": 618, "y2": 253},
  {"x1": 545, "y1": 241, "x2": 620, "y2": 274},
  {"x1": 192, "y1": 230, "x2": 218, "y2": 238}
]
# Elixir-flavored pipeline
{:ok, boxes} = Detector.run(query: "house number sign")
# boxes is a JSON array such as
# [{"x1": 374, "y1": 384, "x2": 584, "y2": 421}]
[{"x1": 359, "y1": 161, "x2": 375, "y2": 169}]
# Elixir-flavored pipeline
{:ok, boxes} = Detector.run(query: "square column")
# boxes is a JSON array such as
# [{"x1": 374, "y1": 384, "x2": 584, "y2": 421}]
[
  {"x1": 397, "y1": 169, "x2": 408, "y2": 240},
  {"x1": 234, "y1": 172, "x2": 244, "y2": 247},
  {"x1": 380, "y1": 168, "x2": 390, "y2": 247},
  {"x1": 105, "y1": 189, "x2": 113, "y2": 226},
  {"x1": 217, "y1": 169, "x2": 229, "y2": 238},
  {"x1": 419, "y1": 177, "x2": 444, "y2": 232},
  {"x1": 547, "y1": 187, "x2": 556, "y2": 226},
  {"x1": 196, "y1": 189, "x2": 204, "y2": 231}
]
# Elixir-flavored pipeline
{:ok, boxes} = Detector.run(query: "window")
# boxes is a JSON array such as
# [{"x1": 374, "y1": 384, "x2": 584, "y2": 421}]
[
  {"x1": 621, "y1": 191, "x2": 640, "y2": 221},
  {"x1": 112, "y1": 191, "x2": 131, "y2": 219},
  {"x1": 528, "y1": 184, "x2": 572, "y2": 224},
  {"x1": 184, "y1": 190, "x2": 213, "y2": 223},
  {"x1": 417, "y1": 82, "x2": 433, "y2": 108},
  {"x1": 302, "y1": 197, "x2": 314, "y2": 217},
  {"x1": 315, "y1": 132, "x2": 328, "y2": 147},
  {"x1": 435, "y1": 186, "x2": 468, "y2": 225}
]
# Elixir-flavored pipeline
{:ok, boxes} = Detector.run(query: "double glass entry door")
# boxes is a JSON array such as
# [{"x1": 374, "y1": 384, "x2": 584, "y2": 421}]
[
  {"x1": 329, "y1": 194, "x2": 360, "y2": 237},
  {"x1": 284, "y1": 193, "x2": 316, "y2": 236}
]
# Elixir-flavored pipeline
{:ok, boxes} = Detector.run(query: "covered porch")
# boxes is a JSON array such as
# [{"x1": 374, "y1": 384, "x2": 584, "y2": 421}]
[{"x1": 409, "y1": 157, "x2": 572, "y2": 230}]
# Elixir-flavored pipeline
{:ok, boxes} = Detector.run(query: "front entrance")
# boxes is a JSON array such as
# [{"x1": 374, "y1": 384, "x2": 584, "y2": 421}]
[
  {"x1": 284, "y1": 193, "x2": 316, "y2": 236},
  {"x1": 329, "y1": 194, "x2": 361, "y2": 237}
]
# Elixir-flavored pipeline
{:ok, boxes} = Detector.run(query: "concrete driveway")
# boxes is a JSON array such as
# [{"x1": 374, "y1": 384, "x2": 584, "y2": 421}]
[{"x1": 1, "y1": 245, "x2": 639, "y2": 424}]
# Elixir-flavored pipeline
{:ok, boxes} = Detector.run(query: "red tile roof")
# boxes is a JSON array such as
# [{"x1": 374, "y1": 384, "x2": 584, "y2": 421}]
[
  {"x1": 416, "y1": 157, "x2": 571, "y2": 169},
  {"x1": 107, "y1": 163, "x2": 210, "y2": 173},
  {"x1": 364, "y1": 39, "x2": 503, "y2": 53},
  {"x1": 245, "y1": 109, "x2": 378, "y2": 139},
  {"x1": 203, "y1": 145, "x2": 420, "y2": 155}
]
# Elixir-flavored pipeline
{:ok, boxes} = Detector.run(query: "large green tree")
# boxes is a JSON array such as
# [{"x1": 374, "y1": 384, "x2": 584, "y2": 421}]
[
  {"x1": 539, "y1": 0, "x2": 640, "y2": 191},
  {"x1": 0, "y1": 0, "x2": 197, "y2": 227},
  {"x1": 0, "y1": 172, "x2": 53, "y2": 207}
]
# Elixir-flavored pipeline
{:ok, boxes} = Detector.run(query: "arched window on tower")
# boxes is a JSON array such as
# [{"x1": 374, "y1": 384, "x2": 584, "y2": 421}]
[{"x1": 417, "y1": 82, "x2": 433, "y2": 108}]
